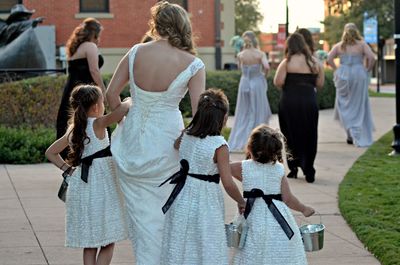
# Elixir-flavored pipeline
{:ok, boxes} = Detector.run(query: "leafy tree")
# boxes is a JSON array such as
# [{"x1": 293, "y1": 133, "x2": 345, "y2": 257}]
[
  {"x1": 323, "y1": 0, "x2": 394, "y2": 46},
  {"x1": 323, "y1": 15, "x2": 348, "y2": 46},
  {"x1": 235, "y1": 0, "x2": 264, "y2": 35}
]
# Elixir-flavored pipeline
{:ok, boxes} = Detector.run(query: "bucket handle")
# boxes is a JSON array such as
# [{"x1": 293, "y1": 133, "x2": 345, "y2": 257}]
[{"x1": 300, "y1": 211, "x2": 322, "y2": 227}]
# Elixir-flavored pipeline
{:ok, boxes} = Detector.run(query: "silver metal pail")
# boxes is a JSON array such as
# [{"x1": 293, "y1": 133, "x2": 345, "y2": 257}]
[
  {"x1": 299, "y1": 223, "x2": 325, "y2": 252},
  {"x1": 225, "y1": 222, "x2": 247, "y2": 248},
  {"x1": 225, "y1": 223, "x2": 240, "y2": 248}
]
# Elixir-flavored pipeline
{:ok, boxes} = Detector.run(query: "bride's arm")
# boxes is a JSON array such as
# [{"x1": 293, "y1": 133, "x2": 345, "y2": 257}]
[
  {"x1": 106, "y1": 52, "x2": 130, "y2": 111},
  {"x1": 187, "y1": 68, "x2": 205, "y2": 116}
]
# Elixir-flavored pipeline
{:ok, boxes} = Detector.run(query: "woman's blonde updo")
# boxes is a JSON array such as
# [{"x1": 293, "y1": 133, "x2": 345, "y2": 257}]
[
  {"x1": 341, "y1": 23, "x2": 362, "y2": 51},
  {"x1": 149, "y1": 1, "x2": 196, "y2": 55},
  {"x1": 242, "y1": 31, "x2": 258, "y2": 49},
  {"x1": 66, "y1": 18, "x2": 103, "y2": 57}
]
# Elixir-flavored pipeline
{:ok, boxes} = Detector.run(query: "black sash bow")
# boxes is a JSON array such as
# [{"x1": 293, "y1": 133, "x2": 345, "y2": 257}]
[
  {"x1": 159, "y1": 159, "x2": 220, "y2": 214},
  {"x1": 80, "y1": 146, "x2": 112, "y2": 183},
  {"x1": 243, "y1": 188, "x2": 294, "y2": 240}
]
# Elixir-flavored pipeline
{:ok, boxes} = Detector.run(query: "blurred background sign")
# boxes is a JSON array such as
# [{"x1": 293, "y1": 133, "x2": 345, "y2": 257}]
[
  {"x1": 363, "y1": 12, "x2": 378, "y2": 44},
  {"x1": 277, "y1": 24, "x2": 286, "y2": 48}
]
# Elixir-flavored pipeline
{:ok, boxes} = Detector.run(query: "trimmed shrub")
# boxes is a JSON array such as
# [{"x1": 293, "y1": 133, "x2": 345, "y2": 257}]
[
  {"x1": 0, "y1": 70, "x2": 335, "y2": 164},
  {"x1": 181, "y1": 69, "x2": 336, "y2": 116},
  {"x1": 0, "y1": 75, "x2": 66, "y2": 128},
  {"x1": 0, "y1": 126, "x2": 55, "y2": 164},
  {"x1": 0, "y1": 69, "x2": 336, "y2": 128}
]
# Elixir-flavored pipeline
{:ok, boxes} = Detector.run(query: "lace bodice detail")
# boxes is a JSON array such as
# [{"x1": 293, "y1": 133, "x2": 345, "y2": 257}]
[
  {"x1": 242, "y1": 160, "x2": 284, "y2": 194},
  {"x1": 111, "y1": 44, "x2": 205, "y2": 180},
  {"x1": 339, "y1": 54, "x2": 363, "y2": 65},
  {"x1": 179, "y1": 134, "x2": 227, "y2": 175},
  {"x1": 241, "y1": 64, "x2": 264, "y2": 78},
  {"x1": 81, "y1": 118, "x2": 110, "y2": 158}
]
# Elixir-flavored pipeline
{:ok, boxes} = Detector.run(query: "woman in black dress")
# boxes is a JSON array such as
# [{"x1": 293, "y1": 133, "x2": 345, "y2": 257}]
[
  {"x1": 273, "y1": 33, "x2": 324, "y2": 183},
  {"x1": 56, "y1": 18, "x2": 105, "y2": 142}
]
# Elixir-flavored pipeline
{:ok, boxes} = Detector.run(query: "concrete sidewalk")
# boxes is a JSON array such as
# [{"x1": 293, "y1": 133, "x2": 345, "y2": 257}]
[
  {"x1": 0, "y1": 97, "x2": 396, "y2": 265},
  {"x1": 370, "y1": 83, "x2": 395, "y2": 94}
]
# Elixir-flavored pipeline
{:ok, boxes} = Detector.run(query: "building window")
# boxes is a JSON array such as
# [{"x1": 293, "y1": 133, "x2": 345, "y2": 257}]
[
  {"x1": 0, "y1": 0, "x2": 22, "y2": 13},
  {"x1": 80, "y1": 0, "x2": 109, "y2": 13},
  {"x1": 159, "y1": 0, "x2": 188, "y2": 10}
]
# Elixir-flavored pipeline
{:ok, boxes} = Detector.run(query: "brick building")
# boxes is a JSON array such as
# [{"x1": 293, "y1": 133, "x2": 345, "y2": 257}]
[{"x1": 0, "y1": 0, "x2": 235, "y2": 73}]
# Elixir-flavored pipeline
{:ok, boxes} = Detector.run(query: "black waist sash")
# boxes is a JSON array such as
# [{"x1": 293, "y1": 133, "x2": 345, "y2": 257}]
[
  {"x1": 243, "y1": 188, "x2": 294, "y2": 240},
  {"x1": 159, "y1": 159, "x2": 220, "y2": 214},
  {"x1": 79, "y1": 145, "x2": 112, "y2": 183}
]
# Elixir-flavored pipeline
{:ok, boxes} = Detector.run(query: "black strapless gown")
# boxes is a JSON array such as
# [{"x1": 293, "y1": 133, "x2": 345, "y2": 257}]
[
  {"x1": 278, "y1": 73, "x2": 318, "y2": 179},
  {"x1": 56, "y1": 55, "x2": 104, "y2": 139}
]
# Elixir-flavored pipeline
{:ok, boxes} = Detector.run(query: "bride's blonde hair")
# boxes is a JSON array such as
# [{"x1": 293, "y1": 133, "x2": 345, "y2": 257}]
[
  {"x1": 149, "y1": 1, "x2": 196, "y2": 55},
  {"x1": 341, "y1": 23, "x2": 362, "y2": 51}
]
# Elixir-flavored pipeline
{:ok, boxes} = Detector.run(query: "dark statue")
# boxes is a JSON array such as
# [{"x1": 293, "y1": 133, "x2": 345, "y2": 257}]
[{"x1": 0, "y1": 4, "x2": 46, "y2": 79}]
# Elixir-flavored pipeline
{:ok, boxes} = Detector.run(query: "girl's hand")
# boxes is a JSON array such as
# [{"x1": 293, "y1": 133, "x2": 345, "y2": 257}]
[
  {"x1": 302, "y1": 206, "x2": 315, "y2": 217},
  {"x1": 122, "y1": 96, "x2": 132, "y2": 106},
  {"x1": 121, "y1": 97, "x2": 132, "y2": 114},
  {"x1": 237, "y1": 201, "x2": 246, "y2": 215},
  {"x1": 62, "y1": 166, "x2": 76, "y2": 177}
]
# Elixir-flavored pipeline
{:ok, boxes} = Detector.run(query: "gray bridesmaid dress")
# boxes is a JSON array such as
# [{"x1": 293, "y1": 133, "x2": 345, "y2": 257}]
[
  {"x1": 334, "y1": 54, "x2": 374, "y2": 147},
  {"x1": 228, "y1": 64, "x2": 272, "y2": 151}
]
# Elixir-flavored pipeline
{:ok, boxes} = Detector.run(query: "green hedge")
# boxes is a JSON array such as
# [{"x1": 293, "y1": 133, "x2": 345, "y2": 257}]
[
  {"x1": 170, "y1": 69, "x2": 336, "y2": 117},
  {"x1": 0, "y1": 75, "x2": 67, "y2": 128},
  {"x1": 0, "y1": 126, "x2": 55, "y2": 164},
  {"x1": 0, "y1": 70, "x2": 336, "y2": 128},
  {"x1": 0, "y1": 70, "x2": 335, "y2": 164}
]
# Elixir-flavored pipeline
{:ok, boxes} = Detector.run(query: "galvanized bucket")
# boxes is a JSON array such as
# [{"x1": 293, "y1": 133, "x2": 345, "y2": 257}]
[
  {"x1": 299, "y1": 214, "x2": 325, "y2": 252},
  {"x1": 225, "y1": 222, "x2": 248, "y2": 249}
]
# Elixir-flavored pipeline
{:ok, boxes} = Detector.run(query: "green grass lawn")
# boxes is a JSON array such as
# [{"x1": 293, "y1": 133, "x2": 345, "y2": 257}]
[
  {"x1": 368, "y1": 89, "x2": 396, "y2": 98},
  {"x1": 339, "y1": 131, "x2": 400, "y2": 265}
]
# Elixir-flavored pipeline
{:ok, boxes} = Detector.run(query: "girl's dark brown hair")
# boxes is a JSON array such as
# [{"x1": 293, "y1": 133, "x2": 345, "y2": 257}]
[
  {"x1": 285, "y1": 32, "x2": 317, "y2": 74},
  {"x1": 296, "y1": 28, "x2": 314, "y2": 54},
  {"x1": 186, "y1": 88, "x2": 229, "y2": 138},
  {"x1": 246, "y1": 124, "x2": 284, "y2": 164},
  {"x1": 149, "y1": 1, "x2": 196, "y2": 55},
  {"x1": 66, "y1": 18, "x2": 102, "y2": 57},
  {"x1": 67, "y1": 85, "x2": 102, "y2": 166}
]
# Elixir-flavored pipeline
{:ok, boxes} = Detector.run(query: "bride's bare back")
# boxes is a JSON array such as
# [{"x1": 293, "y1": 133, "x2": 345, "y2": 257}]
[{"x1": 133, "y1": 40, "x2": 196, "y2": 92}]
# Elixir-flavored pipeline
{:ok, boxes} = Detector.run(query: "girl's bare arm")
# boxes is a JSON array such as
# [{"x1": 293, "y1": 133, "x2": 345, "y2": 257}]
[
  {"x1": 93, "y1": 98, "x2": 132, "y2": 137},
  {"x1": 217, "y1": 146, "x2": 246, "y2": 211},
  {"x1": 45, "y1": 132, "x2": 71, "y2": 170},
  {"x1": 230, "y1": 161, "x2": 243, "y2": 182},
  {"x1": 281, "y1": 176, "x2": 314, "y2": 217}
]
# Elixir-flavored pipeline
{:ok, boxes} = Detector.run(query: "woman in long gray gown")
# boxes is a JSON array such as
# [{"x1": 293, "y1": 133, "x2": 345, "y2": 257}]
[
  {"x1": 327, "y1": 23, "x2": 375, "y2": 147},
  {"x1": 228, "y1": 31, "x2": 272, "y2": 151}
]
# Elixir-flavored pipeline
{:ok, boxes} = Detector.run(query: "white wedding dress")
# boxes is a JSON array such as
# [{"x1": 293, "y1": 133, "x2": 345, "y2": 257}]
[{"x1": 111, "y1": 44, "x2": 205, "y2": 265}]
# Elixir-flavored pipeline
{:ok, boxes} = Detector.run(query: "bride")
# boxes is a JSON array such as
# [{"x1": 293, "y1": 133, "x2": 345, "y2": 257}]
[{"x1": 106, "y1": 1, "x2": 205, "y2": 264}]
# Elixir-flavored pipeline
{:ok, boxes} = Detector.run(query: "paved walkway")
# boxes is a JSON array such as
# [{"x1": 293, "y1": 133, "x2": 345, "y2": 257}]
[
  {"x1": 0, "y1": 97, "x2": 396, "y2": 265},
  {"x1": 370, "y1": 83, "x2": 396, "y2": 94}
]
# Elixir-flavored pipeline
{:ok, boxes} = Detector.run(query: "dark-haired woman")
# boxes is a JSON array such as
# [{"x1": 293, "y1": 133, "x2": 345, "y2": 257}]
[
  {"x1": 296, "y1": 28, "x2": 315, "y2": 55},
  {"x1": 106, "y1": 2, "x2": 205, "y2": 264},
  {"x1": 274, "y1": 33, "x2": 324, "y2": 183},
  {"x1": 56, "y1": 18, "x2": 105, "y2": 146}
]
